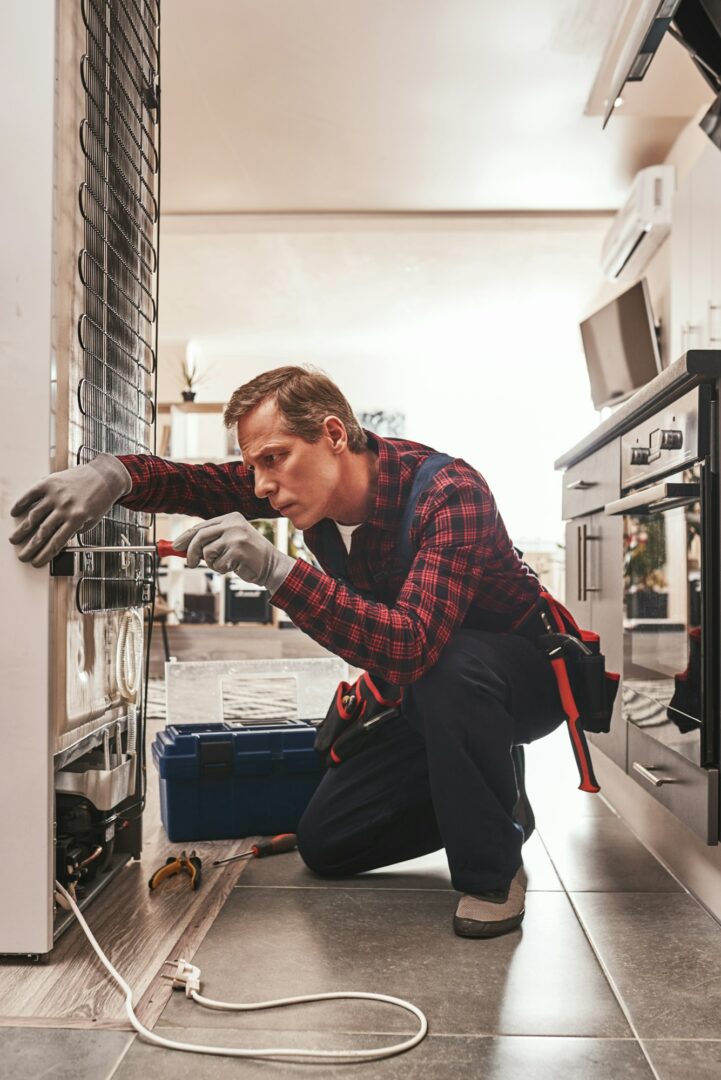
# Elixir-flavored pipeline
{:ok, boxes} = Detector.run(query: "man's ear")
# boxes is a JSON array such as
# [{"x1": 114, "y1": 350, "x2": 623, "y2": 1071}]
[{"x1": 323, "y1": 416, "x2": 348, "y2": 454}]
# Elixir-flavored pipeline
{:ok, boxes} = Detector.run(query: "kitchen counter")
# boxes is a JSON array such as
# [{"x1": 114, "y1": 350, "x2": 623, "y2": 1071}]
[
  {"x1": 555, "y1": 349, "x2": 721, "y2": 470},
  {"x1": 555, "y1": 348, "x2": 721, "y2": 923}
]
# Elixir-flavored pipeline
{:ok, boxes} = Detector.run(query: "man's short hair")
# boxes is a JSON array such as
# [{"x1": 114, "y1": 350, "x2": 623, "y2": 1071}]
[{"x1": 223, "y1": 365, "x2": 368, "y2": 453}]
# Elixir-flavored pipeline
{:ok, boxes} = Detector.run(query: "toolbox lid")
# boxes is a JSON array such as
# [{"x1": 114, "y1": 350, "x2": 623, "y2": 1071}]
[{"x1": 152, "y1": 721, "x2": 324, "y2": 780}]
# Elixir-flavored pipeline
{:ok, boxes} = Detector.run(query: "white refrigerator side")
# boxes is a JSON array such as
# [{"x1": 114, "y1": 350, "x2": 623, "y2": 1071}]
[{"x1": 0, "y1": 0, "x2": 57, "y2": 954}]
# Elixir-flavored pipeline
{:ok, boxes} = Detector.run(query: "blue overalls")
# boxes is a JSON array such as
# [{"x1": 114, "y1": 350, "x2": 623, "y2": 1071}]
[{"x1": 296, "y1": 455, "x2": 566, "y2": 894}]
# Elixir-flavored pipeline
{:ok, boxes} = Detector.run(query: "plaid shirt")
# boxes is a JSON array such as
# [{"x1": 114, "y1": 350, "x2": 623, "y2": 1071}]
[{"x1": 119, "y1": 433, "x2": 540, "y2": 685}]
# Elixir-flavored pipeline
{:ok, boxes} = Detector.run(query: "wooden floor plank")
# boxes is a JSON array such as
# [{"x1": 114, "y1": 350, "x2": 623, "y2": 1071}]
[
  {"x1": 0, "y1": 718, "x2": 255, "y2": 1027},
  {"x1": 1, "y1": 626, "x2": 328, "y2": 1028}
]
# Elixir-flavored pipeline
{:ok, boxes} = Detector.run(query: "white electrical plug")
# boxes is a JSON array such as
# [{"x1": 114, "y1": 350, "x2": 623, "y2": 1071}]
[{"x1": 162, "y1": 958, "x2": 201, "y2": 997}]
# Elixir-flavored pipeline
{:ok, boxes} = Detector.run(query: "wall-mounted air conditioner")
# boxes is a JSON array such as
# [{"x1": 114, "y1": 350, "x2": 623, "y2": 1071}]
[{"x1": 601, "y1": 165, "x2": 675, "y2": 282}]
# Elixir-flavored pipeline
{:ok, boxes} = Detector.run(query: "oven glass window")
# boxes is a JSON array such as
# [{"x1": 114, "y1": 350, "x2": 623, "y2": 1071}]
[{"x1": 622, "y1": 466, "x2": 702, "y2": 765}]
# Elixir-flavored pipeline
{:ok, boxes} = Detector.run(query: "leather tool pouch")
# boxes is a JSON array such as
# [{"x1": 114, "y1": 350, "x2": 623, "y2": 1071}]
[
  {"x1": 538, "y1": 631, "x2": 619, "y2": 734},
  {"x1": 314, "y1": 672, "x2": 402, "y2": 767},
  {"x1": 514, "y1": 595, "x2": 619, "y2": 734}
]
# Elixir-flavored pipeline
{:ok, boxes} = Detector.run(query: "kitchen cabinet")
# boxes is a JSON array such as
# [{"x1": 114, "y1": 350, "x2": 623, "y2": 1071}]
[
  {"x1": 155, "y1": 402, "x2": 280, "y2": 626},
  {"x1": 671, "y1": 146, "x2": 721, "y2": 358},
  {"x1": 561, "y1": 438, "x2": 626, "y2": 771},
  {"x1": 557, "y1": 354, "x2": 721, "y2": 855},
  {"x1": 564, "y1": 510, "x2": 625, "y2": 771}
]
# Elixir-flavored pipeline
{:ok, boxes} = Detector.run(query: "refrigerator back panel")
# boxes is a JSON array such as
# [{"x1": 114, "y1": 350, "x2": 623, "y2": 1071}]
[{"x1": 52, "y1": 0, "x2": 159, "y2": 756}]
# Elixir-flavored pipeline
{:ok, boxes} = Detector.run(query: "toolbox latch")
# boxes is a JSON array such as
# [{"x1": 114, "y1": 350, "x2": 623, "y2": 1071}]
[{"x1": 199, "y1": 739, "x2": 234, "y2": 778}]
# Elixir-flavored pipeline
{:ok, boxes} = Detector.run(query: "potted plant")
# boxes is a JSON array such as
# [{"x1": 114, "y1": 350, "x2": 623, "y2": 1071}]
[{"x1": 179, "y1": 357, "x2": 208, "y2": 401}]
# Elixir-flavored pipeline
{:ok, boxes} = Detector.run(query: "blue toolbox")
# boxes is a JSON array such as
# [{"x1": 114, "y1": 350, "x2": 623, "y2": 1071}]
[{"x1": 152, "y1": 720, "x2": 325, "y2": 842}]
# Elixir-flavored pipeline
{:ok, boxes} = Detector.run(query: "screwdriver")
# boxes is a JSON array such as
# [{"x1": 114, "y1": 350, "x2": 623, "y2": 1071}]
[
  {"x1": 59, "y1": 540, "x2": 186, "y2": 558},
  {"x1": 212, "y1": 833, "x2": 297, "y2": 867},
  {"x1": 157, "y1": 539, "x2": 187, "y2": 558}
]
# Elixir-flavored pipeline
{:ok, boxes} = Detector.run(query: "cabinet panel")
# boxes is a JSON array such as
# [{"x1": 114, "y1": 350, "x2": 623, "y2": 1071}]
[
  {"x1": 628, "y1": 725, "x2": 719, "y2": 844},
  {"x1": 585, "y1": 511, "x2": 626, "y2": 771},
  {"x1": 561, "y1": 438, "x2": 620, "y2": 519},
  {"x1": 707, "y1": 148, "x2": 721, "y2": 350},
  {"x1": 563, "y1": 519, "x2": 592, "y2": 628},
  {"x1": 671, "y1": 169, "x2": 693, "y2": 362},
  {"x1": 690, "y1": 150, "x2": 714, "y2": 349},
  {"x1": 670, "y1": 147, "x2": 721, "y2": 359},
  {"x1": 564, "y1": 510, "x2": 626, "y2": 772}
]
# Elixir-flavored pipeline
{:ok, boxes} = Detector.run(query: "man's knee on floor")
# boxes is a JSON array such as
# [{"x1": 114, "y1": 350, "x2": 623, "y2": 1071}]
[{"x1": 296, "y1": 815, "x2": 348, "y2": 878}]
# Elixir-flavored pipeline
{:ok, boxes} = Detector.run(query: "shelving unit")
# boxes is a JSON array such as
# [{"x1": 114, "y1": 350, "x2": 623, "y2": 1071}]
[{"x1": 155, "y1": 401, "x2": 284, "y2": 627}]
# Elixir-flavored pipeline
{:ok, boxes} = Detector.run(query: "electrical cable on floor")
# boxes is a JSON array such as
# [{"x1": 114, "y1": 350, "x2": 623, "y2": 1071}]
[{"x1": 53, "y1": 880, "x2": 428, "y2": 1063}]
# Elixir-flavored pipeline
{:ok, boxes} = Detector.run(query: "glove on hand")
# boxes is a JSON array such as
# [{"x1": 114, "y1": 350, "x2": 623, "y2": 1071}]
[
  {"x1": 314, "y1": 671, "x2": 402, "y2": 766},
  {"x1": 9, "y1": 454, "x2": 132, "y2": 567},
  {"x1": 173, "y1": 512, "x2": 295, "y2": 594}
]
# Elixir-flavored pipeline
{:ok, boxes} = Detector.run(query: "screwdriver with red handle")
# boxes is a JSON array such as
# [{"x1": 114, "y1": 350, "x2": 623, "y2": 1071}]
[
  {"x1": 60, "y1": 539, "x2": 188, "y2": 558},
  {"x1": 156, "y1": 539, "x2": 188, "y2": 559},
  {"x1": 212, "y1": 833, "x2": 297, "y2": 867}
]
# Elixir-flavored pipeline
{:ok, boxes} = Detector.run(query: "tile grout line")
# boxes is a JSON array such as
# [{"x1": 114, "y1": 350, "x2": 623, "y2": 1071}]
[
  {"x1": 233, "y1": 882, "x2": 453, "y2": 892},
  {"x1": 104, "y1": 1033, "x2": 137, "y2": 1080},
  {"x1": 150, "y1": 1028, "x2": 656, "y2": 1041},
  {"x1": 231, "y1": 881, "x2": 570, "y2": 894},
  {"x1": 594, "y1": 807, "x2": 721, "y2": 931},
  {"x1": 535, "y1": 827, "x2": 662, "y2": 1080}
]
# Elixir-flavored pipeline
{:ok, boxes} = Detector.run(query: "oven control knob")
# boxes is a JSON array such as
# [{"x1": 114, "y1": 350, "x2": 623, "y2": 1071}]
[
  {"x1": 660, "y1": 429, "x2": 683, "y2": 451},
  {"x1": 631, "y1": 446, "x2": 651, "y2": 465}
]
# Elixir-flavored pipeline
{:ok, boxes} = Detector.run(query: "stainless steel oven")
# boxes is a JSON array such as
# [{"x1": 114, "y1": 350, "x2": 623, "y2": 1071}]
[{"x1": 606, "y1": 385, "x2": 720, "y2": 839}]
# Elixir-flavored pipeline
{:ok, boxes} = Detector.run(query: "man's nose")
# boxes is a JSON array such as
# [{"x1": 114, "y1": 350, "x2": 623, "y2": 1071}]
[{"x1": 254, "y1": 469, "x2": 276, "y2": 500}]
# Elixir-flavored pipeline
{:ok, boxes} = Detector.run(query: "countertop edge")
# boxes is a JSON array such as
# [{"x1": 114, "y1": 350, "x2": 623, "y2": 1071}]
[{"x1": 555, "y1": 350, "x2": 721, "y2": 470}]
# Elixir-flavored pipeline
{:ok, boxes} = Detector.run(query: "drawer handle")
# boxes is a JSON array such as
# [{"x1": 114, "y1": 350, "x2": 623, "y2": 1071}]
[
  {"x1": 567, "y1": 479, "x2": 598, "y2": 491},
  {"x1": 633, "y1": 762, "x2": 679, "y2": 787}
]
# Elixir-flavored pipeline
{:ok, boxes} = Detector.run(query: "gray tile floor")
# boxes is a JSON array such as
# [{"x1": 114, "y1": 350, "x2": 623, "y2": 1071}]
[{"x1": 5, "y1": 628, "x2": 721, "y2": 1079}]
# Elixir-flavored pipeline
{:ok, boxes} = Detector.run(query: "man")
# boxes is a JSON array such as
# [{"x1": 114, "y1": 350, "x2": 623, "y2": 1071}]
[{"x1": 10, "y1": 365, "x2": 564, "y2": 938}]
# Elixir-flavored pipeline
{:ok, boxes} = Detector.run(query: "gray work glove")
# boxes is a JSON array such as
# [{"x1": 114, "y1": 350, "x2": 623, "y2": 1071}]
[
  {"x1": 173, "y1": 512, "x2": 295, "y2": 595},
  {"x1": 9, "y1": 454, "x2": 132, "y2": 567}
]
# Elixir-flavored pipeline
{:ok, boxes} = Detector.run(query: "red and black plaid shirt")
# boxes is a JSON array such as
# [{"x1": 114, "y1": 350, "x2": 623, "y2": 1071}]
[{"x1": 119, "y1": 433, "x2": 540, "y2": 685}]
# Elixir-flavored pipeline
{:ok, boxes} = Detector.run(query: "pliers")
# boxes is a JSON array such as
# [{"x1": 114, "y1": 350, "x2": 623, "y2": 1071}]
[{"x1": 148, "y1": 850, "x2": 202, "y2": 892}]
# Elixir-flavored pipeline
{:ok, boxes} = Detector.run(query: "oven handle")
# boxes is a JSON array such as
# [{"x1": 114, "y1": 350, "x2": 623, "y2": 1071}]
[{"x1": 605, "y1": 482, "x2": 700, "y2": 517}]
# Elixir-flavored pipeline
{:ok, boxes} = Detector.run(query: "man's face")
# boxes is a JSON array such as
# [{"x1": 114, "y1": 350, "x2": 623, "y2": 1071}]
[{"x1": 237, "y1": 398, "x2": 343, "y2": 530}]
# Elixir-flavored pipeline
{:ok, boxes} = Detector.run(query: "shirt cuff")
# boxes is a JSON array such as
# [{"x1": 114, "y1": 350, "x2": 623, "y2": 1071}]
[{"x1": 269, "y1": 558, "x2": 329, "y2": 623}]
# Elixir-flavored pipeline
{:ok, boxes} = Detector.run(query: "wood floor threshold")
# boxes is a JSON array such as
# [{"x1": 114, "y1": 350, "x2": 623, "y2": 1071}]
[
  {"x1": 0, "y1": 848, "x2": 254, "y2": 1029},
  {"x1": 135, "y1": 852, "x2": 253, "y2": 1030}
]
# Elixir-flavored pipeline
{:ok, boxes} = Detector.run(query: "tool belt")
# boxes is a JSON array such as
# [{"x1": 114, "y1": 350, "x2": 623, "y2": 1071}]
[
  {"x1": 315, "y1": 592, "x2": 619, "y2": 795},
  {"x1": 314, "y1": 671, "x2": 402, "y2": 768},
  {"x1": 511, "y1": 591, "x2": 620, "y2": 793}
]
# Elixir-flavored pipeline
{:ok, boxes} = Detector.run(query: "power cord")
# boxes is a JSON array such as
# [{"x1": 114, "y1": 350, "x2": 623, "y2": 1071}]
[{"x1": 54, "y1": 880, "x2": 428, "y2": 1063}]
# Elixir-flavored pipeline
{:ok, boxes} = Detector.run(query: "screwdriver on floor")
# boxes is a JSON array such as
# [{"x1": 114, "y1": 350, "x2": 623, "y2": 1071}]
[{"x1": 212, "y1": 833, "x2": 297, "y2": 867}]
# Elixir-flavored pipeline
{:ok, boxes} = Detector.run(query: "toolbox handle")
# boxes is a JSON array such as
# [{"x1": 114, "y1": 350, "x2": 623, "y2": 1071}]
[{"x1": 199, "y1": 739, "x2": 234, "y2": 778}]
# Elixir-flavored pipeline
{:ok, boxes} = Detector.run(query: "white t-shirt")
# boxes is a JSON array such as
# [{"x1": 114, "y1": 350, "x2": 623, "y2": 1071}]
[{"x1": 334, "y1": 520, "x2": 362, "y2": 553}]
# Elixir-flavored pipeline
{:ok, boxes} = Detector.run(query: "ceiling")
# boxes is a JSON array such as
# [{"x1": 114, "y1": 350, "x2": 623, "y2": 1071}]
[{"x1": 159, "y1": 0, "x2": 713, "y2": 214}]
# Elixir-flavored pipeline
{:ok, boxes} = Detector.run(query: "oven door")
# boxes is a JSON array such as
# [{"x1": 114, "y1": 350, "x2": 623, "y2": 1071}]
[{"x1": 609, "y1": 463, "x2": 717, "y2": 770}]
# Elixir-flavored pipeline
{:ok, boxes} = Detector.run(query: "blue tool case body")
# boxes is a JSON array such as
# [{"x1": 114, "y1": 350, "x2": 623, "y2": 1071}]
[{"x1": 152, "y1": 720, "x2": 324, "y2": 842}]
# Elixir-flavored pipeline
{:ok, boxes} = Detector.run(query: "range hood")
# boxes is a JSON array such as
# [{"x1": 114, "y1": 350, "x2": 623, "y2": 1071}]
[
  {"x1": 600, "y1": 0, "x2": 682, "y2": 127},
  {"x1": 592, "y1": 0, "x2": 721, "y2": 145}
]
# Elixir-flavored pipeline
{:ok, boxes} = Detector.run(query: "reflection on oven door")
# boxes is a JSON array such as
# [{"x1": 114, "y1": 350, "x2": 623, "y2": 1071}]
[{"x1": 622, "y1": 485, "x2": 703, "y2": 767}]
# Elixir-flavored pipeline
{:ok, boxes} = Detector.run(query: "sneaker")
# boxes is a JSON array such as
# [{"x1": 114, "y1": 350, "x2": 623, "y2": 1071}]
[{"x1": 453, "y1": 866, "x2": 527, "y2": 939}]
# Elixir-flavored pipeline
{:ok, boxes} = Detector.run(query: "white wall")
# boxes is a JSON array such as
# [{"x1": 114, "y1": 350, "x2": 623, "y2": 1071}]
[
  {"x1": 156, "y1": 214, "x2": 610, "y2": 548},
  {"x1": 582, "y1": 107, "x2": 713, "y2": 370}
]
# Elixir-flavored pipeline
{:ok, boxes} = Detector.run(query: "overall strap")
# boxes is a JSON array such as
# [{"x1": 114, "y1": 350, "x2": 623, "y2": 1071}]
[
  {"x1": 322, "y1": 451, "x2": 454, "y2": 590},
  {"x1": 396, "y1": 453, "x2": 454, "y2": 574}
]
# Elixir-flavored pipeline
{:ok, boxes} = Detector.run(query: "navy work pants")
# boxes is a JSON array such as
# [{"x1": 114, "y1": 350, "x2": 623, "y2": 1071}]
[{"x1": 296, "y1": 629, "x2": 566, "y2": 894}]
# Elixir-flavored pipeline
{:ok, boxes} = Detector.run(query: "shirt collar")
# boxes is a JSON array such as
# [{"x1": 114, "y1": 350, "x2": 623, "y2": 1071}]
[{"x1": 363, "y1": 430, "x2": 414, "y2": 533}]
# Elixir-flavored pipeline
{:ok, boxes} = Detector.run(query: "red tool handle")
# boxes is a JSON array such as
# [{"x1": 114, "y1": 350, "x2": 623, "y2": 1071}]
[
  {"x1": 550, "y1": 657, "x2": 600, "y2": 793},
  {"x1": 251, "y1": 833, "x2": 297, "y2": 858},
  {"x1": 157, "y1": 539, "x2": 187, "y2": 559}
]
